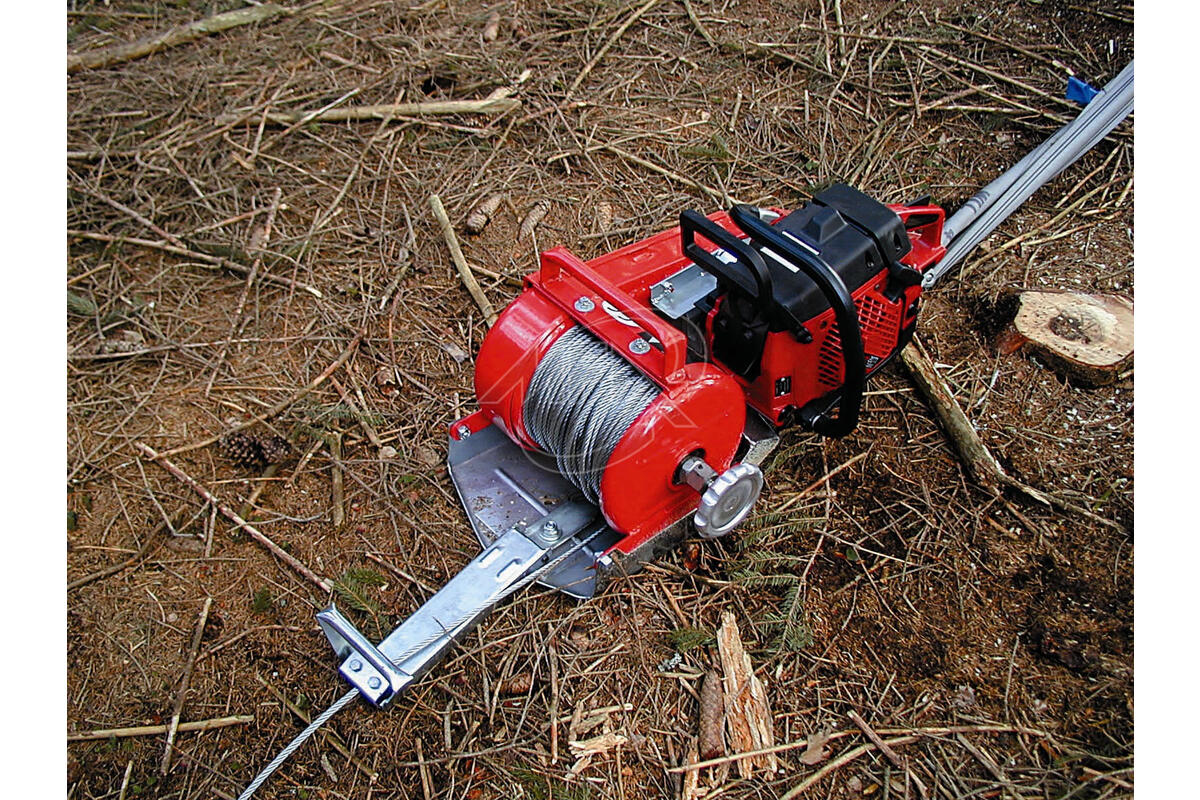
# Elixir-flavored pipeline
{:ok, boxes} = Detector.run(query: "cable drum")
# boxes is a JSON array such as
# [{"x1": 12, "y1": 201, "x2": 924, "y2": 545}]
[{"x1": 523, "y1": 326, "x2": 661, "y2": 504}]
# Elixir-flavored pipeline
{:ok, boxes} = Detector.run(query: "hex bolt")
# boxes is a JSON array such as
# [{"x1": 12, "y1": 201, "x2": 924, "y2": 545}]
[
  {"x1": 349, "y1": 660, "x2": 363, "y2": 673},
  {"x1": 629, "y1": 338, "x2": 651, "y2": 355},
  {"x1": 679, "y1": 455, "x2": 718, "y2": 493},
  {"x1": 457, "y1": 425, "x2": 472, "y2": 439},
  {"x1": 368, "y1": 677, "x2": 382, "y2": 690},
  {"x1": 543, "y1": 519, "x2": 562, "y2": 541},
  {"x1": 574, "y1": 297, "x2": 595, "y2": 313}
]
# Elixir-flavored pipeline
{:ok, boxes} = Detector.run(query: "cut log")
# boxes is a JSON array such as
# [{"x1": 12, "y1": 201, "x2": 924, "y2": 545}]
[{"x1": 1011, "y1": 291, "x2": 1133, "y2": 385}]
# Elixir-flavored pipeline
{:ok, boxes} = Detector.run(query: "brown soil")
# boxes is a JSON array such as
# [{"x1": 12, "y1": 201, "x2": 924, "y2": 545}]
[{"x1": 68, "y1": 2, "x2": 1132, "y2": 799}]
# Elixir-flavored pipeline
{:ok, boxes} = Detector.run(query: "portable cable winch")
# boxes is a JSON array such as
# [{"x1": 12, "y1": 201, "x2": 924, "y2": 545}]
[{"x1": 237, "y1": 61, "x2": 1133, "y2": 798}]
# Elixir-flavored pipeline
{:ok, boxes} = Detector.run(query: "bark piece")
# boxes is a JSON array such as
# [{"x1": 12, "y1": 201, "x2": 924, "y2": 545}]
[
  {"x1": 716, "y1": 612, "x2": 777, "y2": 777},
  {"x1": 1012, "y1": 291, "x2": 1133, "y2": 385}
]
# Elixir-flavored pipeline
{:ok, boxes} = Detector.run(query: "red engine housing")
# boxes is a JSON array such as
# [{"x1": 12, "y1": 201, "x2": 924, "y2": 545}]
[{"x1": 731, "y1": 203, "x2": 945, "y2": 424}]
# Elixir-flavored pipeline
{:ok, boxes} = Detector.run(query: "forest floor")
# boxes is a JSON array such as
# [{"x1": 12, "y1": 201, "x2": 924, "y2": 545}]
[{"x1": 67, "y1": 1, "x2": 1133, "y2": 798}]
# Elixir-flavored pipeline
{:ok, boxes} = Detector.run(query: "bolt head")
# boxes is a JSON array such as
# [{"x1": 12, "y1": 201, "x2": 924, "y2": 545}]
[
  {"x1": 350, "y1": 660, "x2": 363, "y2": 672},
  {"x1": 457, "y1": 425, "x2": 472, "y2": 439},
  {"x1": 629, "y1": 338, "x2": 651, "y2": 355},
  {"x1": 368, "y1": 677, "x2": 382, "y2": 690},
  {"x1": 574, "y1": 297, "x2": 595, "y2": 313}
]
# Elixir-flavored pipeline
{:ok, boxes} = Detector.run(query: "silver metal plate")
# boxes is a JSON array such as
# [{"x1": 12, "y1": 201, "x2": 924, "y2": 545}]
[{"x1": 649, "y1": 263, "x2": 718, "y2": 320}]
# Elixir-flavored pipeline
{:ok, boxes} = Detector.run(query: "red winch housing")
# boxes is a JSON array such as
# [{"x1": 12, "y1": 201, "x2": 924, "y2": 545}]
[{"x1": 453, "y1": 185, "x2": 946, "y2": 555}]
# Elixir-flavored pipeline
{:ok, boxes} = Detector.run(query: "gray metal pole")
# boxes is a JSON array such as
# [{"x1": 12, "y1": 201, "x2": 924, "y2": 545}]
[{"x1": 924, "y1": 60, "x2": 1133, "y2": 288}]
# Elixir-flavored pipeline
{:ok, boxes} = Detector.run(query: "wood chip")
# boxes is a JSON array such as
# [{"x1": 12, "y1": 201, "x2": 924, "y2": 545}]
[
  {"x1": 716, "y1": 611, "x2": 777, "y2": 777},
  {"x1": 569, "y1": 731, "x2": 628, "y2": 757}
]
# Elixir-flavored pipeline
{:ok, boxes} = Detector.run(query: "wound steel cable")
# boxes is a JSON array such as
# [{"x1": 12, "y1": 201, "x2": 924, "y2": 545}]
[{"x1": 523, "y1": 326, "x2": 660, "y2": 504}]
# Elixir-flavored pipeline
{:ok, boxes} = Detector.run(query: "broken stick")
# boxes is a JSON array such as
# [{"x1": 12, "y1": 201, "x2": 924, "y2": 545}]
[
  {"x1": 900, "y1": 337, "x2": 1006, "y2": 491},
  {"x1": 430, "y1": 194, "x2": 498, "y2": 326},
  {"x1": 161, "y1": 597, "x2": 212, "y2": 775},
  {"x1": 68, "y1": 4, "x2": 291, "y2": 73},
  {"x1": 68, "y1": 715, "x2": 254, "y2": 742},
  {"x1": 136, "y1": 443, "x2": 332, "y2": 593},
  {"x1": 252, "y1": 96, "x2": 520, "y2": 125}
]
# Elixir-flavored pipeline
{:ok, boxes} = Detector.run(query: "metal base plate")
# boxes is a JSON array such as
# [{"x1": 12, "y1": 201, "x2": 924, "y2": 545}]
[{"x1": 447, "y1": 423, "x2": 620, "y2": 599}]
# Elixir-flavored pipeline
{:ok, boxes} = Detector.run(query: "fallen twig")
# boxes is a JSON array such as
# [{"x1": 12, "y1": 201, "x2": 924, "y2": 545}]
[
  {"x1": 68, "y1": 4, "x2": 291, "y2": 73},
  {"x1": 205, "y1": 187, "x2": 284, "y2": 396},
  {"x1": 68, "y1": 526, "x2": 167, "y2": 592},
  {"x1": 161, "y1": 596, "x2": 212, "y2": 775},
  {"x1": 567, "y1": 0, "x2": 661, "y2": 97},
  {"x1": 669, "y1": 723, "x2": 1046, "y2": 773},
  {"x1": 849, "y1": 710, "x2": 927, "y2": 798},
  {"x1": 136, "y1": 443, "x2": 332, "y2": 593},
  {"x1": 251, "y1": 96, "x2": 520, "y2": 126},
  {"x1": 780, "y1": 735, "x2": 921, "y2": 799},
  {"x1": 68, "y1": 715, "x2": 254, "y2": 742},
  {"x1": 430, "y1": 195, "x2": 498, "y2": 325},
  {"x1": 901, "y1": 338, "x2": 1126, "y2": 530},
  {"x1": 602, "y1": 145, "x2": 728, "y2": 202},
  {"x1": 900, "y1": 337, "x2": 1006, "y2": 491}
]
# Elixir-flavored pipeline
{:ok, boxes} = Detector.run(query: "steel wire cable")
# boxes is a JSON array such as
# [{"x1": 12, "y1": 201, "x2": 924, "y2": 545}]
[{"x1": 523, "y1": 326, "x2": 660, "y2": 504}]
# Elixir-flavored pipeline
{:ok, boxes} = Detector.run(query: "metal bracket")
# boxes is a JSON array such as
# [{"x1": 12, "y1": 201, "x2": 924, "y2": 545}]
[
  {"x1": 317, "y1": 525, "x2": 556, "y2": 707},
  {"x1": 316, "y1": 605, "x2": 411, "y2": 706}
]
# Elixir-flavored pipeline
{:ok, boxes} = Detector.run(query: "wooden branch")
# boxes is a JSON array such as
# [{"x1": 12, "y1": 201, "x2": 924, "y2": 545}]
[
  {"x1": 602, "y1": 145, "x2": 728, "y2": 202},
  {"x1": 849, "y1": 710, "x2": 927, "y2": 798},
  {"x1": 900, "y1": 338, "x2": 1006, "y2": 491},
  {"x1": 252, "y1": 97, "x2": 520, "y2": 126},
  {"x1": 68, "y1": 4, "x2": 290, "y2": 74},
  {"x1": 67, "y1": 528, "x2": 166, "y2": 592},
  {"x1": 68, "y1": 715, "x2": 254, "y2": 741},
  {"x1": 430, "y1": 195, "x2": 498, "y2": 326},
  {"x1": 779, "y1": 735, "x2": 921, "y2": 800},
  {"x1": 161, "y1": 597, "x2": 212, "y2": 775},
  {"x1": 136, "y1": 443, "x2": 332, "y2": 593},
  {"x1": 901, "y1": 340, "x2": 1126, "y2": 530}
]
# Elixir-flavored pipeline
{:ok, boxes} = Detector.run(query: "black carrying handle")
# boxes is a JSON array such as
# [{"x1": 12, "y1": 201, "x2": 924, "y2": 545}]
[
  {"x1": 679, "y1": 210, "x2": 774, "y2": 304},
  {"x1": 727, "y1": 204, "x2": 866, "y2": 439}
]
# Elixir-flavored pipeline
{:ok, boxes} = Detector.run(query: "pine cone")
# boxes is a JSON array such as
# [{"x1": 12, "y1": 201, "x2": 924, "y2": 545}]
[
  {"x1": 219, "y1": 432, "x2": 266, "y2": 469},
  {"x1": 219, "y1": 432, "x2": 292, "y2": 470},
  {"x1": 258, "y1": 435, "x2": 292, "y2": 465}
]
